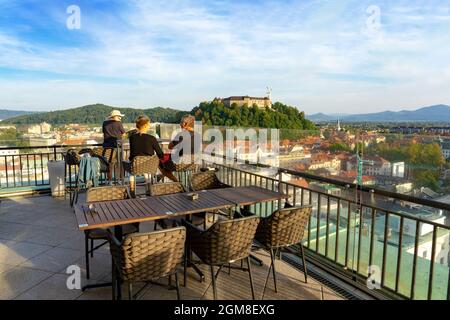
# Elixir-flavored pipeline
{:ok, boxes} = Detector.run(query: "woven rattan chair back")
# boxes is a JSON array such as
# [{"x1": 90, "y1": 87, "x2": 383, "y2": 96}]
[
  {"x1": 86, "y1": 185, "x2": 129, "y2": 203},
  {"x1": 190, "y1": 171, "x2": 228, "y2": 191},
  {"x1": 111, "y1": 227, "x2": 186, "y2": 282},
  {"x1": 131, "y1": 155, "x2": 159, "y2": 176},
  {"x1": 190, "y1": 216, "x2": 260, "y2": 265},
  {"x1": 175, "y1": 163, "x2": 199, "y2": 172},
  {"x1": 92, "y1": 147, "x2": 103, "y2": 158},
  {"x1": 255, "y1": 206, "x2": 312, "y2": 248},
  {"x1": 174, "y1": 156, "x2": 199, "y2": 172},
  {"x1": 92, "y1": 147, "x2": 116, "y2": 164},
  {"x1": 149, "y1": 182, "x2": 185, "y2": 196}
]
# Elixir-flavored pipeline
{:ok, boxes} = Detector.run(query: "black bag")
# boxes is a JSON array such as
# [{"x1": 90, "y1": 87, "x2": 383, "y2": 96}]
[
  {"x1": 92, "y1": 154, "x2": 109, "y2": 173},
  {"x1": 65, "y1": 149, "x2": 81, "y2": 166}
]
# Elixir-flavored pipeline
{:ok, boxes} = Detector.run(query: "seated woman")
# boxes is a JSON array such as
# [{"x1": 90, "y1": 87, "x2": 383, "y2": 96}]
[{"x1": 125, "y1": 116, "x2": 178, "y2": 182}]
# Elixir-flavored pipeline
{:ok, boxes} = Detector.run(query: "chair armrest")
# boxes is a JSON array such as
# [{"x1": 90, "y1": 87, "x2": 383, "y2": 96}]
[
  {"x1": 106, "y1": 229, "x2": 122, "y2": 248},
  {"x1": 216, "y1": 209, "x2": 232, "y2": 218},
  {"x1": 182, "y1": 219, "x2": 205, "y2": 234},
  {"x1": 235, "y1": 207, "x2": 254, "y2": 218}
]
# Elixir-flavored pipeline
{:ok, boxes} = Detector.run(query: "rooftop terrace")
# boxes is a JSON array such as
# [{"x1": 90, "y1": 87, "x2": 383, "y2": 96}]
[
  {"x1": 0, "y1": 144, "x2": 449, "y2": 300},
  {"x1": 0, "y1": 194, "x2": 344, "y2": 300}
]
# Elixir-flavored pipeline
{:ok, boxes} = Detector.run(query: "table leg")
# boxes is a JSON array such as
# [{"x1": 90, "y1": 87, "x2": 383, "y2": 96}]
[
  {"x1": 184, "y1": 215, "x2": 205, "y2": 282},
  {"x1": 81, "y1": 225, "x2": 123, "y2": 292}
]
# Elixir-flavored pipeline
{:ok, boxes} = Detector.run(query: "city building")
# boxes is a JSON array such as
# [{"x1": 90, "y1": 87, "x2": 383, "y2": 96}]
[
  {"x1": 27, "y1": 137, "x2": 57, "y2": 147},
  {"x1": 441, "y1": 139, "x2": 450, "y2": 159},
  {"x1": 347, "y1": 155, "x2": 393, "y2": 177},
  {"x1": 307, "y1": 153, "x2": 341, "y2": 171},
  {"x1": 214, "y1": 96, "x2": 272, "y2": 109},
  {"x1": 26, "y1": 122, "x2": 52, "y2": 135},
  {"x1": 444, "y1": 169, "x2": 450, "y2": 180},
  {"x1": 391, "y1": 162, "x2": 406, "y2": 178}
]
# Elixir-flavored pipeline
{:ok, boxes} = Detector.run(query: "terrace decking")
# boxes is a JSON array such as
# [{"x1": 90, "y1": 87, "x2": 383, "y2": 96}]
[{"x1": 0, "y1": 194, "x2": 343, "y2": 300}]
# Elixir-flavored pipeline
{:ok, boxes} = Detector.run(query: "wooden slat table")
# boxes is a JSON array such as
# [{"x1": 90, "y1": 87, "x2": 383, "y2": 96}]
[
  {"x1": 75, "y1": 186, "x2": 287, "y2": 231},
  {"x1": 209, "y1": 186, "x2": 287, "y2": 206},
  {"x1": 74, "y1": 186, "x2": 287, "y2": 292},
  {"x1": 75, "y1": 190, "x2": 236, "y2": 231}
]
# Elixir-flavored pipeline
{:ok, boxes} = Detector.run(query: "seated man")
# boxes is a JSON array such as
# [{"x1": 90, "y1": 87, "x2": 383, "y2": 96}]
[
  {"x1": 124, "y1": 115, "x2": 177, "y2": 182},
  {"x1": 169, "y1": 114, "x2": 201, "y2": 168}
]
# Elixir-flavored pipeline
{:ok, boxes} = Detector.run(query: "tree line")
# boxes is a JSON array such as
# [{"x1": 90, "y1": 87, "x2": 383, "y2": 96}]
[{"x1": 191, "y1": 101, "x2": 315, "y2": 130}]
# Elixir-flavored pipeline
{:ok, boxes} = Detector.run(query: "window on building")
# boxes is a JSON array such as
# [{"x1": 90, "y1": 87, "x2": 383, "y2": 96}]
[{"x1": 422, "y1": 250, "x2": 427, "y2": 259}]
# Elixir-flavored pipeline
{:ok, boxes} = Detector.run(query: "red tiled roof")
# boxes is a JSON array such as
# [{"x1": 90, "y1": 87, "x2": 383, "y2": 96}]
[{"x1": 289, "y1": 178, "x2": 309, "y2": 188}]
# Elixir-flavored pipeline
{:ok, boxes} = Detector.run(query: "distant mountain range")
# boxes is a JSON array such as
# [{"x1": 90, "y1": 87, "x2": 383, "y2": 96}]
[
  {"x1": 0, "y1": 109, "x2": 33, "y2": 121},
  {"x1": 307, "y1": 104, "x2": 450, "y2": 123},
  {"x1": 3, "y1": 103, "x2": 450, "y2": 125},
  {"x1": 1, "y1": 104, "x2": 188, "y2": 125}
]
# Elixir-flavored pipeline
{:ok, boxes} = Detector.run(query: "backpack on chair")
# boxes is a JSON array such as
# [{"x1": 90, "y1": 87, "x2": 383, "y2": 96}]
[
  {"x1": 94, "y1": 155, "x2": 109, "y2": 173},
  {"x1": 78, "y1": 148, "x2": 109, "y2": 173},
  {"x1": 64, "y1": 149, "x2": 81, "y2": 166}
]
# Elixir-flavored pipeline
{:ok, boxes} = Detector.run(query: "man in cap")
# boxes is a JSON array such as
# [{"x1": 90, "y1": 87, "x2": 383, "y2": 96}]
[
  {"x1": 102, "y1": 110, "x2": 126, "y2": 148},
  {"x1": 102, "y1": 110, "x2": 126, "y2": 181}
]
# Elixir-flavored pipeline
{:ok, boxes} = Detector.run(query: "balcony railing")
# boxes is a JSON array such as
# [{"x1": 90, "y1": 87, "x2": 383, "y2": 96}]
[
  {"x1": 0, "y1": 144, "x2": 449, "y2": 300},
  {"x1": 203, "y1": 155, "x2": 450, "y2": 300},
  {"x1": 0, "y1": 144, "x2": 103, "y2": 195}
]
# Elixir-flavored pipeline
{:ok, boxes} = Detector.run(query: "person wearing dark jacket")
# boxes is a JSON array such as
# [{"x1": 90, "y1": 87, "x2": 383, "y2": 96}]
[
  {"x1": 125, "y1": 115, "x2": 178, "y2": 182},
  {"x1": 102, "y1": 110, "x2": 126, "y2": 148},
  {"x1": 169, "y1": 114, "x2": 201, "y2": 160},
  {"x1": 102, "y1": 110, "x2": 126, "y2": 181}
]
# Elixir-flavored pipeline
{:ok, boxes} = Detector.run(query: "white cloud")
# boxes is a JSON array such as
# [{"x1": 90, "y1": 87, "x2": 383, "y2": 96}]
[{"x1": 0, "y1": 0, "x2": 449, "y2": 113}]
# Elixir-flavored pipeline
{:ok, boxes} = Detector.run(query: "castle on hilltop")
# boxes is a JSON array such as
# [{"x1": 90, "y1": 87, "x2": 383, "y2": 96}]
[{"x1": 214, "y1": 88, "x2": 273, "y2": 109}]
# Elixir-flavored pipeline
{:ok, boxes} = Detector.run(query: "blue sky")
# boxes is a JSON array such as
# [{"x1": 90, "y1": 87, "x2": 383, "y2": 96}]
[{"x1": 0, "y1": 0, "x2": 449, "y2": 113}]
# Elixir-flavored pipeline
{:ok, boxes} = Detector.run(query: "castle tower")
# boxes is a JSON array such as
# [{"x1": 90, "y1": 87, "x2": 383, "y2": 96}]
[{"x1": 266, "y1": 86, "x2": 272, "y2": 101}]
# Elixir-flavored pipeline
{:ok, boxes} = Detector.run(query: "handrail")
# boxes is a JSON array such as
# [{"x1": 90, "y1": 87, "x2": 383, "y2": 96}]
[
  {"x1": 207, "y1": 153, "x2": 450, "y2": 212},
  {"x1": 0, "y1": 145, "x2": 449, "y2": 211},
  {"x1": 0, "y1": 139, "x2": 170, "y2": 151},
  {"x1": 0, "y1": 144, "x2": 102, "y2": 151},
  {"x1": 206, "y1": 160, "x2": 450, "y2": 229}
]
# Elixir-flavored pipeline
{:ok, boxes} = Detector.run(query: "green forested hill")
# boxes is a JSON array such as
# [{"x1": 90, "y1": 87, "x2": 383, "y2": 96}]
[
  {"x1": 3, "y1": 101, "x2": 315, "y2": 130},
  {"x1": 191, "y1": 101, "x2": 315, "y2": 129},
  {"x1": 0, "y1": 109, "x2": 33, "y2": 120},
  {"x1": 3, "y1": 104, "x2": 188, "y2": 125}
]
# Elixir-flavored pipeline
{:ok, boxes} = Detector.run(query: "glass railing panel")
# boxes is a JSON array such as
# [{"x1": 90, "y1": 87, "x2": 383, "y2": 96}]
[
  {"x1": 428, "y1": 227, "x2": 450, "y2": 300},
  {"x1": 335, "y1": 200, "x2": 350, "y2": 267}
]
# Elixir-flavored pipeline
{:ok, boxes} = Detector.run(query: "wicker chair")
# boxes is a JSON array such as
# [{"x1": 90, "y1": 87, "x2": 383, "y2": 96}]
[
  {"x1": 183, "y1": 215, "x2": 260, "y2": 300},
  {"x1": 84, "y1": 186, "x2": 139, "y2": 279},
  {"x1": 174, "y1": 156, "x2": 199, "y2": 184},
  {"x1": 129, "y1": 155, "x2": 159, "y2": 176},
  {"x1": 190, "y1": 171, "x2": 230, "y2": 191},
  {"x1": 108, "y1": 227, "x2": 186, "y2": 300},
  {"x1": 254, "y1": 205, "x2": 312, "y2": 298},
  {"x1": 150, "y1": 182, "x2": 210, "y2": 282},
  {"x1": 124, "y1": 155, "x2": 160, "y2": 196},
  {"x1": 189, "y1": 171, "x2": 232, "y2": 223},
  {"x1": 149, "y1": 182, "x2": 185, "y2": 196},
  {"x1": 63, "y1": 150, "x2": 80, "y2": 206},
  {"x1": 149, "y1": 182, "x2": 186, "y2": 230},
  {"x1": 175, "y1": 163, "x2": 198, "y2": 172},
  {"x1": 92, "y1": 147, "x2": 117, "y2": 164}
]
